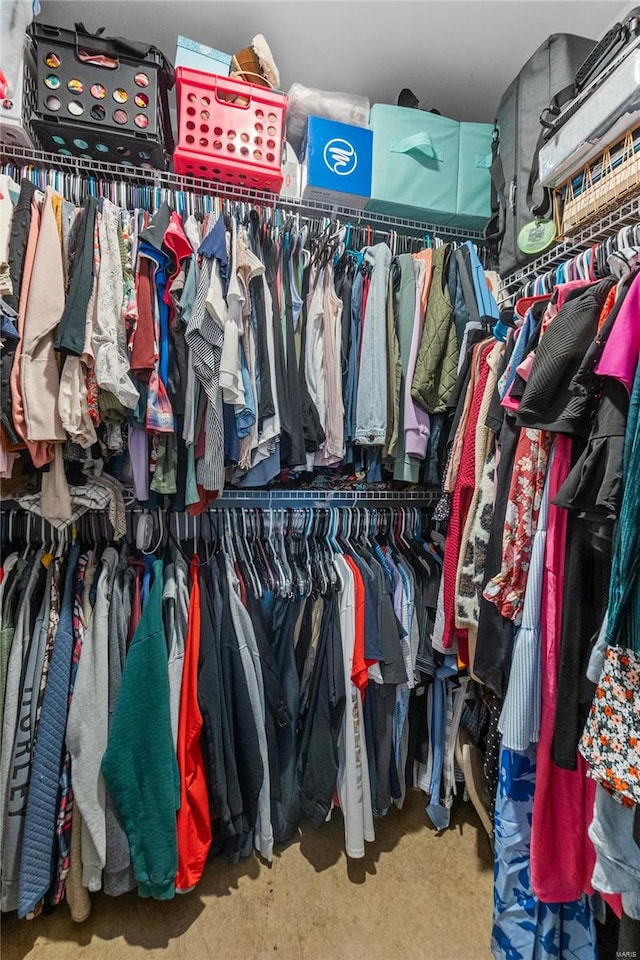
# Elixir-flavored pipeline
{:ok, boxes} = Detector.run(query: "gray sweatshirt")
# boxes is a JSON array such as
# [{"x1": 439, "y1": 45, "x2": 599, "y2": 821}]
[
  {"x1": 103, "y1": 551, "x2": 135, "y2": 897},
  {"x1": 162, "y1": 560, "x2": 187, "y2": 753},
  {"x1": 66, "y1": 547, "x2": 118, "y2": 892}
]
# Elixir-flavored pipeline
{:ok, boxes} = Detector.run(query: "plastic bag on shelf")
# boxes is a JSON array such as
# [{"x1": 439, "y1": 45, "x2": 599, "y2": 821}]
[
  {"x1": 286, "y1": 82, "x2": 370, "y2": 155},
  {"x1": 0, "y1": 0, "x2": 37, "y2": 97}
]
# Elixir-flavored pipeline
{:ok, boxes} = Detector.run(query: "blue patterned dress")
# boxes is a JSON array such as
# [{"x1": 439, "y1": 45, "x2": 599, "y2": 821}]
[{"x1": 492, "y1": 745, "x2": 597, "y2": 960}]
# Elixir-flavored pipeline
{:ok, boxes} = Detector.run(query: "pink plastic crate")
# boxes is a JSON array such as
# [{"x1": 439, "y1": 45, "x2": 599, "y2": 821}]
[{"x1": 173, "y1": 67, "x2": 286, "y2": 191}]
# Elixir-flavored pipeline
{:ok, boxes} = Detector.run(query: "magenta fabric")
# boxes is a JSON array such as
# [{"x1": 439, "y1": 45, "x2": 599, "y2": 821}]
[
  {"x1": 530, "y1": 434, "x2": 621, "y2": 915},
  {"x1": 531, "y1": 434, "x2": 589, "y2": 902},
  {"x1": 596, "y1": 271, "x2": 640, "y2": 394},
  {"x1": 556, "y1": 279, "x2": 591, "y2": 308},
  {"x1": 501, "y1": 352, "x2": 537, "y2": 412}
]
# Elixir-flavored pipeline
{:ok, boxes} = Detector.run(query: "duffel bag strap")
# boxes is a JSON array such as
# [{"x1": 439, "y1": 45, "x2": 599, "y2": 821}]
[{"x1": 526, "y1": 81, "x2": 576, "y2": 218}]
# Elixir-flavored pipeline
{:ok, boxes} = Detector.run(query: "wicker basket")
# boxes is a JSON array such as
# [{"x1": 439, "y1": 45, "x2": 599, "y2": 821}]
[{"x1": 559, "y1": 128, "x2": 640, "y2": 234}]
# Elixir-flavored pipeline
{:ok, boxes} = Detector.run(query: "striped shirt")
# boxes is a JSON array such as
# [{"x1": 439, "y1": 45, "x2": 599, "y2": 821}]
[{"x1": 185, "y1": 255, "x2": 225, "y2": 495}]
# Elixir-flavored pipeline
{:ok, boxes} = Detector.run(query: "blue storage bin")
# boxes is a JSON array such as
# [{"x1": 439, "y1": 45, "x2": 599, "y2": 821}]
[
  {"x1": 301, "y1": 116, "x2": 373, "y2": 209},
  {"x1": 367, "y1": 104, "x2": 460, "y2": 224},
  {"x1": 175, "y1": 36, "x2": 231, "y2": 75},
  {"x1": 454, "y1": 121, "x2": 493, "y2": 231}
]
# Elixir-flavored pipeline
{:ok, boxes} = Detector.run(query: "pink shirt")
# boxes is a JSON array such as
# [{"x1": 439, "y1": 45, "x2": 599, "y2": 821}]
[
  {"x1": 596, "y1": 271, "x2": 640, "y2": 393},
  {"x1": 530, "y1": 435, "x2": 621, "y2": 916}
]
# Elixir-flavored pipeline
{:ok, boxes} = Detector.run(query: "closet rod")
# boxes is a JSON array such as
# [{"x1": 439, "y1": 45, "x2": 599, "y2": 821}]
[
  {"x1": 209, "y1": 489, "x2": 440, "y2": 508},
  {"x1": 0, "y1": 143, "x2": 486, "y2": 242},
  {"x1": 501, "y1": 190, "x2": 640, "y2": 290}
]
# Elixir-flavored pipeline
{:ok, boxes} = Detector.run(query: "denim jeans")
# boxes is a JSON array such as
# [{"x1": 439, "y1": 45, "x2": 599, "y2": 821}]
[
  {"x1": 345, "y1": 270, "x2": 363, "y2": 446},
  {"x1": 355, "y1": 244, "x2": 392, "y2": 446}
]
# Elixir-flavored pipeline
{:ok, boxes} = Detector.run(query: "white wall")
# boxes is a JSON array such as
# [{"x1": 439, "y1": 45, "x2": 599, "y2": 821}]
[{"x1": 39, "y1": 0, "x2": 627, "y2": 120}]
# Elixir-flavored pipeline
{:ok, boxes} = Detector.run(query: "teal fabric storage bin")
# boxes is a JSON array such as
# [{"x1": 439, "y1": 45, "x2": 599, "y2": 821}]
[
  {"x1": 454, "y1": 122, "x2": 493, "y2": 231},
  {"x1": 367, "y1": 104, "x2": 460, "y2": 224}
]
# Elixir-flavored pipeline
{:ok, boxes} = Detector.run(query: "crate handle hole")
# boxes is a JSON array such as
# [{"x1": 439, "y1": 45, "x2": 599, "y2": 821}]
[{"x1": 215, "y1": 89, "x2": 251, "y2": 109}]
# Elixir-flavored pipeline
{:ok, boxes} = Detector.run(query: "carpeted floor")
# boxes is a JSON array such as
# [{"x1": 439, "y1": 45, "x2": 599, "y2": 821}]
[{"x1": 2, "y1": 791, "x2": 494, "y2": 960}]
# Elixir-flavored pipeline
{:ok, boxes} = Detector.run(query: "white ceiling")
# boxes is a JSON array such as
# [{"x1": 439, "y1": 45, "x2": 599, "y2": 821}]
[{"x1": 38, "y1": 0, "x2": 627, "y2": 122}]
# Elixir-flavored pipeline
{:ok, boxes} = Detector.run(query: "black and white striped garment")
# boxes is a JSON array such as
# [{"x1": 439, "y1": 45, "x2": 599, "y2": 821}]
[{"x1": 185, "y1": 256, "x2": 225, "y2": 495}]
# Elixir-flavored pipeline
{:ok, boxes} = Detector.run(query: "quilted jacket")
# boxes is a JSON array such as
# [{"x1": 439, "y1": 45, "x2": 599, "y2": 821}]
[{"x1": 411, "y1": 245, "x2": 458, "y2": 414}]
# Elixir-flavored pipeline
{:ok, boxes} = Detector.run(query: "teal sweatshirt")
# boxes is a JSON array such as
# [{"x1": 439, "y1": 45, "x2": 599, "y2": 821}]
[{"x1": 101, "y1": 560, "x2": 180, "y2": 899}]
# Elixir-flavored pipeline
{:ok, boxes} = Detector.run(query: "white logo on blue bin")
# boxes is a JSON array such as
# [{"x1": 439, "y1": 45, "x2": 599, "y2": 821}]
[{"x1": 323, "y1": 138, "x2": 358, "y2": 176}]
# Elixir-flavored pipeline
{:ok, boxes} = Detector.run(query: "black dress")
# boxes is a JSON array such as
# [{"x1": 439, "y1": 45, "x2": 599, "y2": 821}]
[{"x1": 516, "y1": 279, "x2": 615, "y2": 438}]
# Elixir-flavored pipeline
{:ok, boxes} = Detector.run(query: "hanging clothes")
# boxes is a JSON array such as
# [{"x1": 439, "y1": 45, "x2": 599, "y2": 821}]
[
  {"x1": 175, "y1": 556, "x2": 211, "y2": 892},
  {"x1": 101, "y1": 560, "x2": 180, "y2": 900},
  {"x1": 0, "y1": 505, "x2": 452, "y2": 913}
]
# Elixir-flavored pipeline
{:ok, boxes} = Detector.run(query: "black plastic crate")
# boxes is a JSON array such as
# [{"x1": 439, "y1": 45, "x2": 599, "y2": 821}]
[{"x1": 26, "y1": 21, "x2": 174, "y2": 168}]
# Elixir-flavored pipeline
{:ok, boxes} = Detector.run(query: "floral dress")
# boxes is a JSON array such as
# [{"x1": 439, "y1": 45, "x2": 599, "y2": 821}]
[
  {"x1": 580, "y1": 644, "x2": 640, "y2": 807},
  {"x1": 483, "y1": 427, "x2": 552, "y2": 624}
]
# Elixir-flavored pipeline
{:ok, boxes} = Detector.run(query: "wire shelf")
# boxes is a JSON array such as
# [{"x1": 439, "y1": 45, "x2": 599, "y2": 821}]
[
  {"x1": 502, "y1": 190, "x2": 640, "y2": 289},
  {"x1": 211, "y1": 489, "x2": 440, "y2": 508},
  {"x1": 0, "y1": 143, "x2": 486, "y2": 242},
  {"x1": 1, "y1": 488, "x2": 440, "y2": 517}
]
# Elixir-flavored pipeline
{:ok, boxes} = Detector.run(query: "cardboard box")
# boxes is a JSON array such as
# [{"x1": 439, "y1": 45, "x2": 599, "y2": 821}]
[
  {"x1": 301, "y1": 116, "x2": 372, "y2": 208},
  {"x1": 280, "y1": 143, "x2": 301, "y2": 199},
  {"x1": 174, "y1": 36, "x2": 231, "y2": 76}
]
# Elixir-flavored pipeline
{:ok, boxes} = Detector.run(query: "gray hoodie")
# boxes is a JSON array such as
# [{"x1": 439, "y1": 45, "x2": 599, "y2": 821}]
[
  {"x1": 66, "y1": 547, "x2": 118, "y2": 892},
  {"x1": 103, "y1": 550, "x2": 135, "y2": 897}
]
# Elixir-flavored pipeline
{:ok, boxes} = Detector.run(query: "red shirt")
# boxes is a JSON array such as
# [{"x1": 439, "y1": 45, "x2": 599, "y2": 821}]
[
  {"x1": 175, "y1": 557, "x2": 212, "y2": 891},
  {"x1": 345, "y1": 555, "x2": 368, "y2": 694}
]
